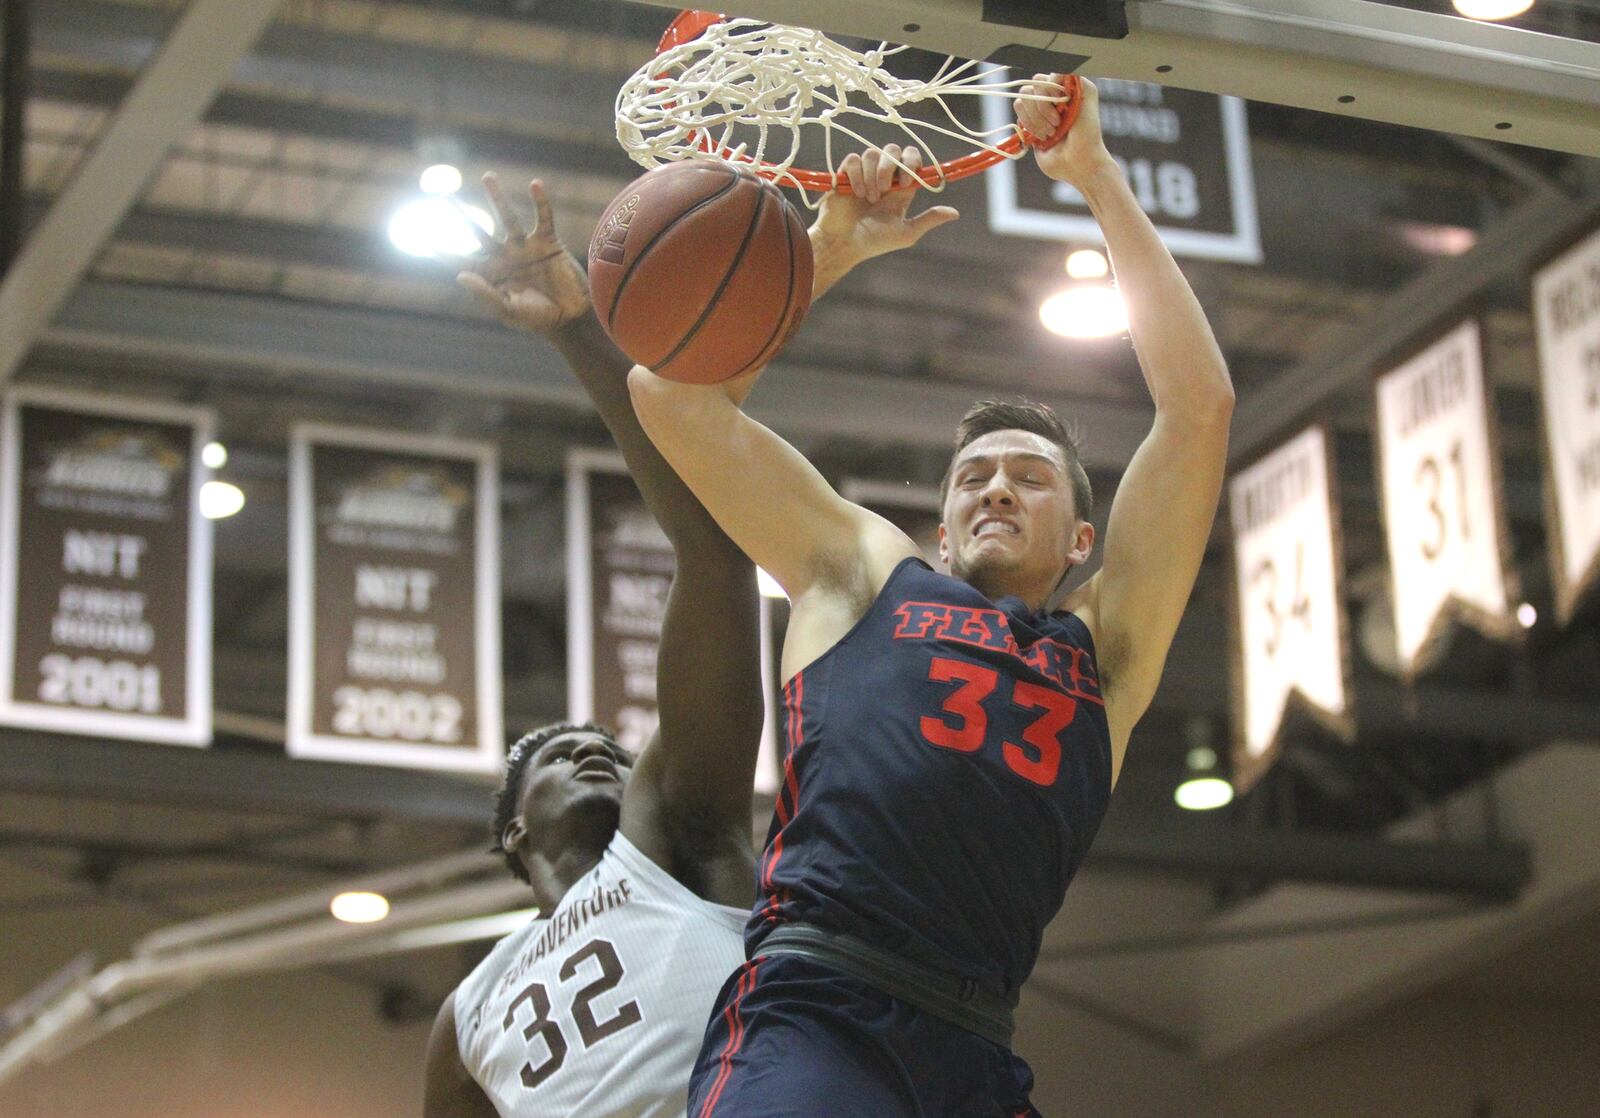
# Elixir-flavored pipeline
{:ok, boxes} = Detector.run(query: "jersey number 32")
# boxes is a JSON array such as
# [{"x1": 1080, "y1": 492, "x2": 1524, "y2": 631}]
[{"x1": 502, "y1": 938, "x2": 642, "y2": 1090}]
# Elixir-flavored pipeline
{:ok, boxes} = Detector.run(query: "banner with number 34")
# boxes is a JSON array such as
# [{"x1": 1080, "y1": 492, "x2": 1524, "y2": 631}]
[{"x1": 1229, "y1": 426, "x2": 1351, "y2": 789}]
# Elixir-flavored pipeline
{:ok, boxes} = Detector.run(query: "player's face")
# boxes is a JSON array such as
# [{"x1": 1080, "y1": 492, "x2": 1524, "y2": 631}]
[
  {"x1": 516, "y1": 730, "x2": 635, "y2": 836},
  {"x1": 939, "y1": 430, "x2": 1085, "y2": 596}
]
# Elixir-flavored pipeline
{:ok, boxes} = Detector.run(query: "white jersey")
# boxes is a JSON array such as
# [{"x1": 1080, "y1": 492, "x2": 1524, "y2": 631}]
[{"x1": 454, "y1": 830, "x2": 747, "y2": 1118}]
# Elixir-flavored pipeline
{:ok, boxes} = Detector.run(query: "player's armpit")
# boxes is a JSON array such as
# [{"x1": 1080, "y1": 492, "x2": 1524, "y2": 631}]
[
  {"x1": 1092, "y1": 406, "x2": 1232, "y2": 761},
  {"x1": 423, "y1": 992, "x2": 499, "y2": 1118},
  {"x1": 627, "y1": 365, "x2": 896, "y2": 599}
]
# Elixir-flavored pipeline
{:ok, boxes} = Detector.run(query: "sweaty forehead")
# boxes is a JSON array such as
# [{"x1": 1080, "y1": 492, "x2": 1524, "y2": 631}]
[{"x1": 955, "y1": 429, "x2": 1067, "y2": 470}]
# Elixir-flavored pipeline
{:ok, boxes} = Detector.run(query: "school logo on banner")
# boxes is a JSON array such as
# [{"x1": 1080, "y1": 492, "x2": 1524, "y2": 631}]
[
  {"x1": 1532, "y1": 223, "x2": 1600, "y2": 623},
  {"x1": 1374, "y1": 319, "x2": 1516, "y2": 676},
  {"x1": 1229, "y1": 426, "x2": 1350, "y2": 789},
  {"x1": 566, "y1": 449, "x2": 779, "y2": 793},
  {"x1": 288, "y1": 424, "x2": 502, "y2": 774},
  {"x1": 0, "y1": 389, "x2": 212, "y2": 745}
]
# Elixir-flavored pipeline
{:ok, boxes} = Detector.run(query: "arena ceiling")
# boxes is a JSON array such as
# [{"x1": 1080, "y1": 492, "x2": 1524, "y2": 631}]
[{"x1": 3, "y1": 0, "x2": 1600, "y2": 1064}]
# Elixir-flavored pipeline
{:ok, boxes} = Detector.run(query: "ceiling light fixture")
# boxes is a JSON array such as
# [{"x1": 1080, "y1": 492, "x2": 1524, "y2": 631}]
[
  {"x1": 1039, "y1": 285, "x2": 1128, "y2": 339},
  {"x1": 330, "y1": 891, "x2": 391, "y2": 924},
  {"x1": 389, "y1": 198, "x2": 493, "y2": 259},
  {"x1": 1517, "y1": 601, "x2": 1537, "y2": 628},
  {"x1": 1452, "y1": 0, "x2": 1534, "y2": 21},
  {"x1": 198, "y1": 480, "x2": 245, "y2": 520},
  {"x1": 420, "y1": 163, "x2": 464, "y2": 196},
  {"x1": 1174, "y1": 744, "x2": 1234, "y2": 811},
  {"x1": 1065, "y1": 248, "x2": 1109, "y2": 279},
  {"x1": 201, "y1": 441, "x2": 228, "y2": 469}
]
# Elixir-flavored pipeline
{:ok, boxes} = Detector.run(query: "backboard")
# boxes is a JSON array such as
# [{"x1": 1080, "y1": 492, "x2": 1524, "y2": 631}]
[{"x1": 625, "y1": 0, "x2": 1600, "y2": 156}]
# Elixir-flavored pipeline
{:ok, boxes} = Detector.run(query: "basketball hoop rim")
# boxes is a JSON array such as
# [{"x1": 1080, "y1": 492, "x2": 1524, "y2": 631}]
[{"x1": 651, "y1": 9, "x2": 1081, "y2": 194}]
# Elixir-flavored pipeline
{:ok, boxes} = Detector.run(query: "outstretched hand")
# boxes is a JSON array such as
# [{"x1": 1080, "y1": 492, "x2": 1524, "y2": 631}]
[
  {"x1": 809, "y1": 144, "x2": 960, "y2": 276},
  {"x1": 458, "y1": 173, "x2": 590, "y2": 334},
  {"x1": 1016, "y1": 75, "x2": 1113, "y2": 190}
]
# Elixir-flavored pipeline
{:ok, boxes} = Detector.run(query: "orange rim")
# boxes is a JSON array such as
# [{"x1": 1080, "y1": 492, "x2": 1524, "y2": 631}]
[{"x1": 650, "y1": 10, "x2": 1081, "y2": 193}]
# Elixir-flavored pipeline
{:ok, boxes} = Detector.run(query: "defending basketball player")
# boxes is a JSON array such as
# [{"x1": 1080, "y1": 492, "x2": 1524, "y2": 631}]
[
  {"x1": 422, "y1": 153, "x2": 956, "y2": 1118},
  {"x1": 627, "y1": 77, "x2": 1234, "y2": 1116}
]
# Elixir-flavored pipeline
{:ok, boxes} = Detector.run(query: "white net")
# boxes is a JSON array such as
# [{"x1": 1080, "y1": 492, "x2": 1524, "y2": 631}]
[{"x1": 615, "y1": 18, "x2": 1059, "y2": 207}]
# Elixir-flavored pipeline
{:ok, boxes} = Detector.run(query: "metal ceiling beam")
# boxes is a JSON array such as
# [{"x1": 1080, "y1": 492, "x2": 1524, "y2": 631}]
[
  {"x1": 0, "y1": 0, "x2": 282, "y2": 383},
  {"x1": 33, "y1": 0, "x2": 622, "y2": 142},
  {"x1": 38, "y1": 281, "x2": 1157, "y2": 468},
  {"x1": 627, "y1": 0, "x2": 1600, "y2": 155},
  {"x1": 28, "y1": 70, "x2": 641, "y2": 184},
  {"x1": 0, "y1": 727, "x2": 1530, "y2": 897},
  {"x1": 0, "y1": 728, "x2": 490, "y2": 826},
  {"x1": 1230, "y1": 186, "x2": 1600, "y2": 464}
]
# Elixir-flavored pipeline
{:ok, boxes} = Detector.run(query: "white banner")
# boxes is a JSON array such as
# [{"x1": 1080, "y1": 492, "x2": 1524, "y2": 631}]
[
  {"x1": 0, "y1": 388, "x2": 213, "y2": 745},
  {"x1": 1374, "y1": 319, "x2": 1515, "y2": 675},
  {"x1": 567, "y1": 449, "x2": 778, "y2": 794},
  {"x1": 1532, "y1": 224, "x2": 1600, "y2": 623},
  {"x1": 1230, "y1": 427, "x2": 1349, "y2": 785},
  {"x1": 288, "y1": 424, "x2": 502, "y2": 774}
]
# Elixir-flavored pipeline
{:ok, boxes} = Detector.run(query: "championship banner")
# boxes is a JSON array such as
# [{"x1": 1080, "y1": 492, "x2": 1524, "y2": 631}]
[
  {"x1": 982, "y1": 74, "x2": 1261, "y2": 264},
  {"x1": 0, "y1": 389, "x2": 212, "y2": 745},
  {"x1": 1374, "y1": 319, "x2": 1515, "y2": 677},
  {"x1": 1229, "y1": 426, "x2": 1350, "y2": 789},
  {"x1": 288, "y1": 424, "x2": 502, "y2": 774},
  {"x1": 1532, "y1": 223, "x2": 1600, "y2": 623},
  {"x1": 566, "y1": 450, "x2": 778, "y2": 793}
]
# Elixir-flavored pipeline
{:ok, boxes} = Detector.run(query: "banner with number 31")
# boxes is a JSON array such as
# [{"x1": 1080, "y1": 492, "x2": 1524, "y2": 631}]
[{"x1": 1374, "y1": 319, "x2": 1517, "y2": 678}]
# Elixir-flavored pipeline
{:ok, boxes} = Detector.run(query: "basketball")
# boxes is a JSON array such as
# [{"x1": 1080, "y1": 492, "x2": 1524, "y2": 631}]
[{"x1": 587, "y1": 160, "x2": 814, "y2": 384}]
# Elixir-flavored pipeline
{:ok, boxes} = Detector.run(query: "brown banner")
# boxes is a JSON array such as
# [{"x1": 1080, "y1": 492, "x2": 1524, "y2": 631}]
[
  {"x1": 0, "y1": 391, "x2": 211, "y2": 744},
  {"x1": 289, "y1": 425, "x2": 501, "y2": 773}
]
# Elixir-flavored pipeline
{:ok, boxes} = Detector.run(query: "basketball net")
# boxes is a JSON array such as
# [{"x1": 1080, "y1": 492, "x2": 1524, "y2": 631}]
[{"x1": 615, "y1": 12, "x2": 1078, "y2": 208}]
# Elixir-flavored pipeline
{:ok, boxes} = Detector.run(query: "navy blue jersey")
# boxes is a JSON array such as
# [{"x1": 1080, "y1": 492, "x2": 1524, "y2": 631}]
[{"x1": 751, "y1": 557, "x2": 1114, "y2": 998}]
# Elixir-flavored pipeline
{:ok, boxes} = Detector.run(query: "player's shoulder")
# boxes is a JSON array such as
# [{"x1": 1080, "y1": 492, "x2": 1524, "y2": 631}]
[{"x1": 1057, "y1": 571, "x2": 1102, "y2": 639}]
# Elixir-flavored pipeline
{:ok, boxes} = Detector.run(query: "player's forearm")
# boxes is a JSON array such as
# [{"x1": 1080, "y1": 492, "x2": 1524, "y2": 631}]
[
  {"x1": 550, "y1": 313, "x2": 743, "y2": 556},
  {"x1": 1077, "y1": 159, "x2": 1234, "y2": 422}
]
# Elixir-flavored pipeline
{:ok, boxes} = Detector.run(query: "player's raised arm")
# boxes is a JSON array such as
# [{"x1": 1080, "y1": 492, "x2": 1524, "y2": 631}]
[
  {"x1": 423, "y1": 993, "x2": 498, "y2": 1118},
  {"x1": 459, "y1": 174, "x2": 763, "y2": 893},
  {"x1": 1021, "y1": 78, "x2": 1234, "y2": 751},
  {"x1": 629, "y1": 148, "x2": 956, "y2": 603}
]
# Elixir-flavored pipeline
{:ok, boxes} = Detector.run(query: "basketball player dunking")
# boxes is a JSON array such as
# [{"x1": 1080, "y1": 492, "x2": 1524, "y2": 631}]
[
  {"x1": 629, "y1": 78, "x2": 1235, "y2": 1116},
  {"x1": 422, "y1": 154, "x2": 955, "y2": 1118}
]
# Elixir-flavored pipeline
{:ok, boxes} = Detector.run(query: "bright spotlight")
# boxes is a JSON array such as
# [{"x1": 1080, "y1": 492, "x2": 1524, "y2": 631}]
[
  {"x1": 1175, "y1": 776, "x2": 1234, "y2": 811},
  {"x1": 1065, "y1": 248, "x2": 1108, "y2": 279},
  {"x1": 1452, "y1": 0, "x2": 1533, "y2": 20},
  {"x1": 420, "y1": 163, "x2": 464, "y2": 195},
  {"x1": 198, "y1": 480, "x2": 245, "y2": 520},
  {"x1": 1039, "y1": 285, "x2": 1128, "y2": 339},
  {"x1": 757, "y1": 568, "x2": 788, "y2": 600},
  {"x1": 201, "y1": 441, "x2": 227, "y2": 469},
  {"x1": 388, "y1": 198, "x2": 492, "y2": 259},
  {"x1": 330, "y1": 891, "x2": 391, "y2": 924},
  {"x1": 1517, "y1": 602, "x2": 1537, "y2": 629}
]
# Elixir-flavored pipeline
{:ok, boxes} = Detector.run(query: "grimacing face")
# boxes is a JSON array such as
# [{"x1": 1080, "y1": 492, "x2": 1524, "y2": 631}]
[
  {"x1": 508, "y1": 729, "x2": 635, "y2": 847},
  {"x1": 938, "y1": 429, "x2": 1091, "y2": 599}
]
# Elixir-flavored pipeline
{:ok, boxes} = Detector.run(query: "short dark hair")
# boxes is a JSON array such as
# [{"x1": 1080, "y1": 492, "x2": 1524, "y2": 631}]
[
  {"x1": 490, "y1": 721, "x2": 613, "y2": 883},
  {"x1": 939, "y1": 399, "x2": 1093, "y2": 520}
]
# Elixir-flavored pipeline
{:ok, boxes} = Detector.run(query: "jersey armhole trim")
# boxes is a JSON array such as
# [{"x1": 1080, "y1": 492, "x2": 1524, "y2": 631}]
[
  {"x1": 606, "y1": 830, "x2": 750, "y2": 930},
  {"x1": 779, "y1": 554, "x2": 931, "y2": 689}
]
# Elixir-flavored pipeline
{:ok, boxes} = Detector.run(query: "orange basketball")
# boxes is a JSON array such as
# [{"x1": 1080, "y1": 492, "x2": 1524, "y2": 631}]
[{"x1": 587, "y1": 161, "x2": 814, "y2": 384}]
